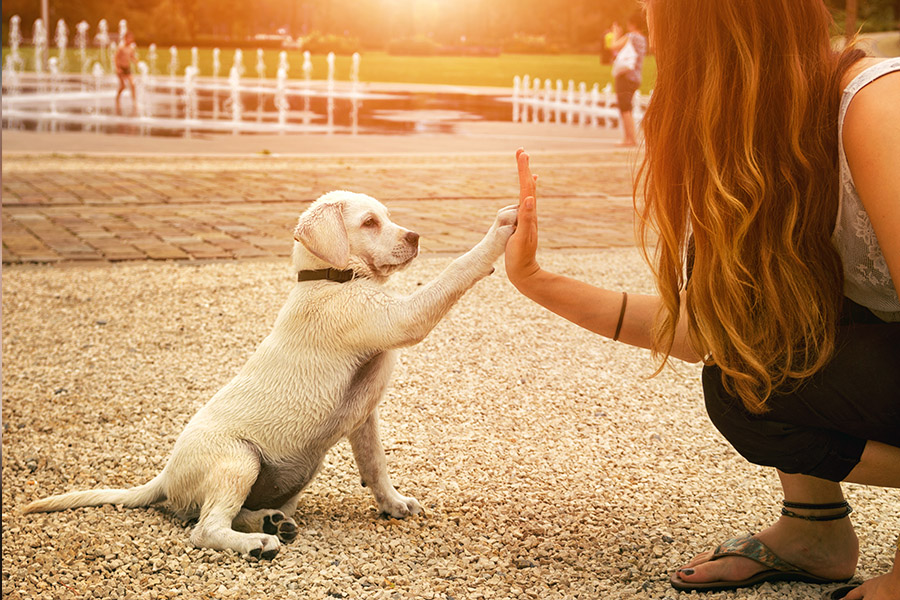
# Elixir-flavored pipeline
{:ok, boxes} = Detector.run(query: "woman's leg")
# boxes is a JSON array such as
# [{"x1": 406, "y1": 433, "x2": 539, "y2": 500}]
[
  {"x1": 675, "y1": 313, "x2": 900, "y2": 588},
  {"x1": 620, "y1": 110, "x2": 638, "y2": 146},
  {"x1": 676, "y1": 470, "x2": 859, "y2": 585},
  {"x1": 615, "y1": 74, "x2": 640, "y2": 146},
  {"x1": 843, "y1": 449, "x2": 900, "y2": 599},
  {"x1": 676, "y1": 449, "x2": 900, "y2": 587},
  {"x1": 846, "y1": 440, "x2": 900, "y2": 487}
]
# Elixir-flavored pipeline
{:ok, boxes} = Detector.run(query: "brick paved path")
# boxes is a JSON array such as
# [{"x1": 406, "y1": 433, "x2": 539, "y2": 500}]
[{"x1": 2, "y1": 151, "x2": 641, "y2": 263}]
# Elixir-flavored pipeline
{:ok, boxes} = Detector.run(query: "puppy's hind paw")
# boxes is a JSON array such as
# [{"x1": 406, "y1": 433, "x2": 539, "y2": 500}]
[
  {"x1": 262, "y1": 512, "x2": 298, "y2": 544},
  {"x1": 234, "y1": 507, "x2": 297, "y2": 544}
]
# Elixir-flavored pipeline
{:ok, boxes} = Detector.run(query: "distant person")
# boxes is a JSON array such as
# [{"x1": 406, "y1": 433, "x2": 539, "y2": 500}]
[
  {"x1": 609, "y1": 12, "x2": 647, "y2": 146},
  {"x1": 115, "y1": 32, "x2": 137, "y2": 116}
]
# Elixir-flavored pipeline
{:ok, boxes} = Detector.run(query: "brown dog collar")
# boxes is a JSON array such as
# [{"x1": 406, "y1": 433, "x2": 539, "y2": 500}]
[{"x1": 297, "y1": 268, "x2": 355, "y2": 283}]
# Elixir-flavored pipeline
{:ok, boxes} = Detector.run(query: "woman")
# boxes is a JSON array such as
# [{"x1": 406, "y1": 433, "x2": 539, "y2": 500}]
[
  {"x1": 608, "y1": 12, "x2": 647, "y2": 146},
  {"x1": 504, "y1": 1, "x2": 900, "y2": 598}
]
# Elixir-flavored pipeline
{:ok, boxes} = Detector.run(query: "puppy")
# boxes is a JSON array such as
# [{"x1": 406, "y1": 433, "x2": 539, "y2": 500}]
[{"x1": 24, "y1": 190, "x2": 517, "y2": 560}]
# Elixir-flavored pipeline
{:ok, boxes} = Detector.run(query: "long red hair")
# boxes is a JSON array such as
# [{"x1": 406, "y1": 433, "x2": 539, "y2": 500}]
[{"x1": 637, "y1": 0, "x2": 864, "y2": 412}]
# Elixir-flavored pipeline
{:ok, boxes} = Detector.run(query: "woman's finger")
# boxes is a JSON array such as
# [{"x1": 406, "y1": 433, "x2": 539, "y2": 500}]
[
  {"x1": 515, "y1": 196, "x2": 537, "y2": 245},
  {"x1": 517, "y1": 149, "x2": 536, "y2": 202}
]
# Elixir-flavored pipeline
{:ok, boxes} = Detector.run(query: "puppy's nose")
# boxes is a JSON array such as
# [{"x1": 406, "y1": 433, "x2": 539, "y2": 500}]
[{"x1": 405, "y1": 231, "x2": 420, "y2": 246}]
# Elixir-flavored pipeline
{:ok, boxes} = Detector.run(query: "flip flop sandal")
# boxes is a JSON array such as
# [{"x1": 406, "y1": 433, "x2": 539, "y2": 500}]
[{"x1": 669, "y1": 534, "x2": 853, "y2": 592}]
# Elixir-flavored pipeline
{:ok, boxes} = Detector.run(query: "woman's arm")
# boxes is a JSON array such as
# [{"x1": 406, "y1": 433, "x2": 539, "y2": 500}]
[
  {"x1": 506, "y1": 149, "x2": 702, "y2": 363},
  {"x1": 842, "y1": 69, "x2": 900, "y2": 298},
  {"x1": 609, "y1": 25, "x2": 628, "y2": 52}
]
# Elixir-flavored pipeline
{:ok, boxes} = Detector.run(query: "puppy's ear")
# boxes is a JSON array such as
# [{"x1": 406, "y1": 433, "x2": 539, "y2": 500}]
[{"x1": 293, "y1": 201, "x2": 350, "y2": 269}]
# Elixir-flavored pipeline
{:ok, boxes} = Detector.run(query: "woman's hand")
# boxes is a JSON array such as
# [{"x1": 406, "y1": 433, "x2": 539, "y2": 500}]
[
  {"x1": 505, "y1": 148, "x2": 541, "y2": 289},
  {"x1": 844, "y1": 546, "x2": 900, "y2": 600}
]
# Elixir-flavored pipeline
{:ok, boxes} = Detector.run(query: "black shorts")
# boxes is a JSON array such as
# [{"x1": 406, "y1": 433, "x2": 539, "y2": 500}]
[
  {"x1": 117, "y1": 66, "x2": 131, "y2": 76},
  {"x1": 615, "y1": 72, "x2": 641, "y2": 112},
  {"x1": 703, "y1": 298, "x2": 900, "y2": 482}
]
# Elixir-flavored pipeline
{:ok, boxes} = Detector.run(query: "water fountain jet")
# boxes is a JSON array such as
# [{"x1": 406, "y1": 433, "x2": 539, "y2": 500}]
[
  {"x1": 302, "y1": 51, "x2": 312, "y2": 126},
  {"x1": 256, "y1": 48, "x2": 265, "y2": 122},
  {"x1": 276, "y1": 64, "x2": 288, "y2": 132},
  {"x1": 75, "y1": 21, "x2": 89, "y2": 85},
  {"x1": 91, "y1": 61, "x2": 104, "y2": 131},
  {"x1": 148, "y1": 43, "x2": 158, "y2": 75},
  {"x1": 228, "y1": 63, "x2": 242, "y2": 134},
  {"x1": 96, "y1": 19, "x2": 110, "y2": 71},
  {"x1": 54, "y1": 19, "x2": 68, "y2": 72},
  {"x1": 168, "y1": 46, "x2": 178, "y2": 117},
  {"x1": 9, "y1": 15, "x2": 23, "y2": 69},
  {"x1": 326, "y1": 52, "x2": 335, "y2": 133},
  {"x1": 33, "y1": 19, "x2": 47, "y2": 82},
  {"x1": 212, "y1": 48, "x2": 221, "y2": 120}
]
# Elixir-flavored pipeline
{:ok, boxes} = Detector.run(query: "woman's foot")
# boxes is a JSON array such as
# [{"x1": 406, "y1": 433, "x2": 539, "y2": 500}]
[{"x1": 674, "y1": 513, "x2": 859, "y2": 587}]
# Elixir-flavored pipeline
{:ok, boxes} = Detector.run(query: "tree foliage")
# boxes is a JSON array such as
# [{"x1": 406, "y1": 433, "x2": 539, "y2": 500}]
[
  {"x1": 824, "y1": 0, "x2": 900, "y2": 32},
  {"x1": 3, "y1": 0, "x2": 896, "y2": 50},
  {"x1": 2, "y1": 0, "x2": 642, "y2": 49}
]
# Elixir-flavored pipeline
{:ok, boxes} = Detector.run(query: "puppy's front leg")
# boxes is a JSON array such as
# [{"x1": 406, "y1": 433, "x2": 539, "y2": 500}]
[
  {"x1": 348, "y1": 409, "x2": 422, "y2": 518},
  {"x1": 395, "y1": 204, "x2": 518, "y2": 342},
  {"x1": 344, "y1": 206, "x2": 518, "y2": 349}
]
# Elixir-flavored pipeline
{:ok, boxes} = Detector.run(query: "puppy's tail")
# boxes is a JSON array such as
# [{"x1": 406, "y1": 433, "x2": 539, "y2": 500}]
[{"x1": 23, "y1": 472, "x2": 167, "y2": 514}]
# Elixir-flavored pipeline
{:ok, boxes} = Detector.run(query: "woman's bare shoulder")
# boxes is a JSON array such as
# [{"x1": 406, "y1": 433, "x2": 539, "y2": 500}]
[
  {"x1": 843, "y1": 58, "x2": 900, "y2": 124},
  {"x1": 840, "y1": 56, "x2": 890, "y2": 90}
]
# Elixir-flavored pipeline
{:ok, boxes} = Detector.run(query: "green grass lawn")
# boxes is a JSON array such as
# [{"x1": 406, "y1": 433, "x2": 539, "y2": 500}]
[{"x1": 2, "y1": 46, "x2": 657, "y2": 93}]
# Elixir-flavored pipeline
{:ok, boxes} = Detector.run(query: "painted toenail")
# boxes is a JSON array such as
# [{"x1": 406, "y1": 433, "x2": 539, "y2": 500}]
[{"x1": 679, "y1": 568, "x2": 694, "y2": 575}]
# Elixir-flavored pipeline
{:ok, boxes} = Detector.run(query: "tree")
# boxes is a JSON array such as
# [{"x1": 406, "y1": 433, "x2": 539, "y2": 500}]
[{"x1": 846, "y1": 0, "x2": 859, "y2": 36}]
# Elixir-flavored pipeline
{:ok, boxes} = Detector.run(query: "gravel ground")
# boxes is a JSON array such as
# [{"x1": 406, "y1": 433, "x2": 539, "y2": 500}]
[{"x1": 3, "y1": 250, "x2": 898, "y2": 600}]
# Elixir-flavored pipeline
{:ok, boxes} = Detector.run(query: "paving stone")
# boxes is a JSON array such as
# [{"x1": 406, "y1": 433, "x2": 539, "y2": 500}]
[
  {"x1": 231, "y1": 246, "x2": 274, "y2": 258},
  {"x1": 129, "y1": 242, "x2": 190, "y2": 260},
  {"x1": 2, "y1": 150, "x2": 640, "y2": 263}
]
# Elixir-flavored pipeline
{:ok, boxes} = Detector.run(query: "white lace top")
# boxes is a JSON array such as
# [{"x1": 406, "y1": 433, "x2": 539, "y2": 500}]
[{"x1": 833, "y1": 57, "x2": 900, "y2": 322}]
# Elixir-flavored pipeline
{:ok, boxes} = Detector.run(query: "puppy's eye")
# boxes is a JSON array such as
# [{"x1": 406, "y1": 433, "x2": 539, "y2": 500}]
[{"x1": 362, "y1": 217, "x2": 379, "y2": 228}]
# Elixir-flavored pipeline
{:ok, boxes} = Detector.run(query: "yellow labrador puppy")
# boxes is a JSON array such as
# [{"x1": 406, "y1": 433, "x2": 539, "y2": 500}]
[{"x1": 24, "y1": 191, "x2": 517, "y2": 560}]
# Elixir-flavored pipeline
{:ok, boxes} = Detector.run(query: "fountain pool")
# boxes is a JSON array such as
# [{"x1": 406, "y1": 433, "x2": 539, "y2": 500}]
[
  {"x1": 3, "y1": 15, "x2": 646, "y2": 139},
  {"x1": 2, "y1": 76, "x2": 518, "y2": 136}
]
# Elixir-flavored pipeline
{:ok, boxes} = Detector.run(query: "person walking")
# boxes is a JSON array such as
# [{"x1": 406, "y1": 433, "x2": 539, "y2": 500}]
[
  {"x1": 115, "y1": 31, "x2": 137, "y2": 116},
  {"x1": 608, "y1": 12, "x2": 647, "y2": 146}
]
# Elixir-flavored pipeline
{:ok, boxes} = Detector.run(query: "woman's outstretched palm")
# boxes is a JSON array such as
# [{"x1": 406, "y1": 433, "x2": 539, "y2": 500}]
[{"x1": 506, "y1": 149, "x2": 540, "y2": 287}]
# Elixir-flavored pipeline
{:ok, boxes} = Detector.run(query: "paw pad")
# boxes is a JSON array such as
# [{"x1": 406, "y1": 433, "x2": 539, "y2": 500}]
[
  {"x1": 278, "y1": 521, "x2": 298, "y2": 543},
  {"x1": 249, "y1": 546, "x2": 279, "y2": 560},
  {"x1": 262, "y1": 512, "x2": 298, "y2": 543}
]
